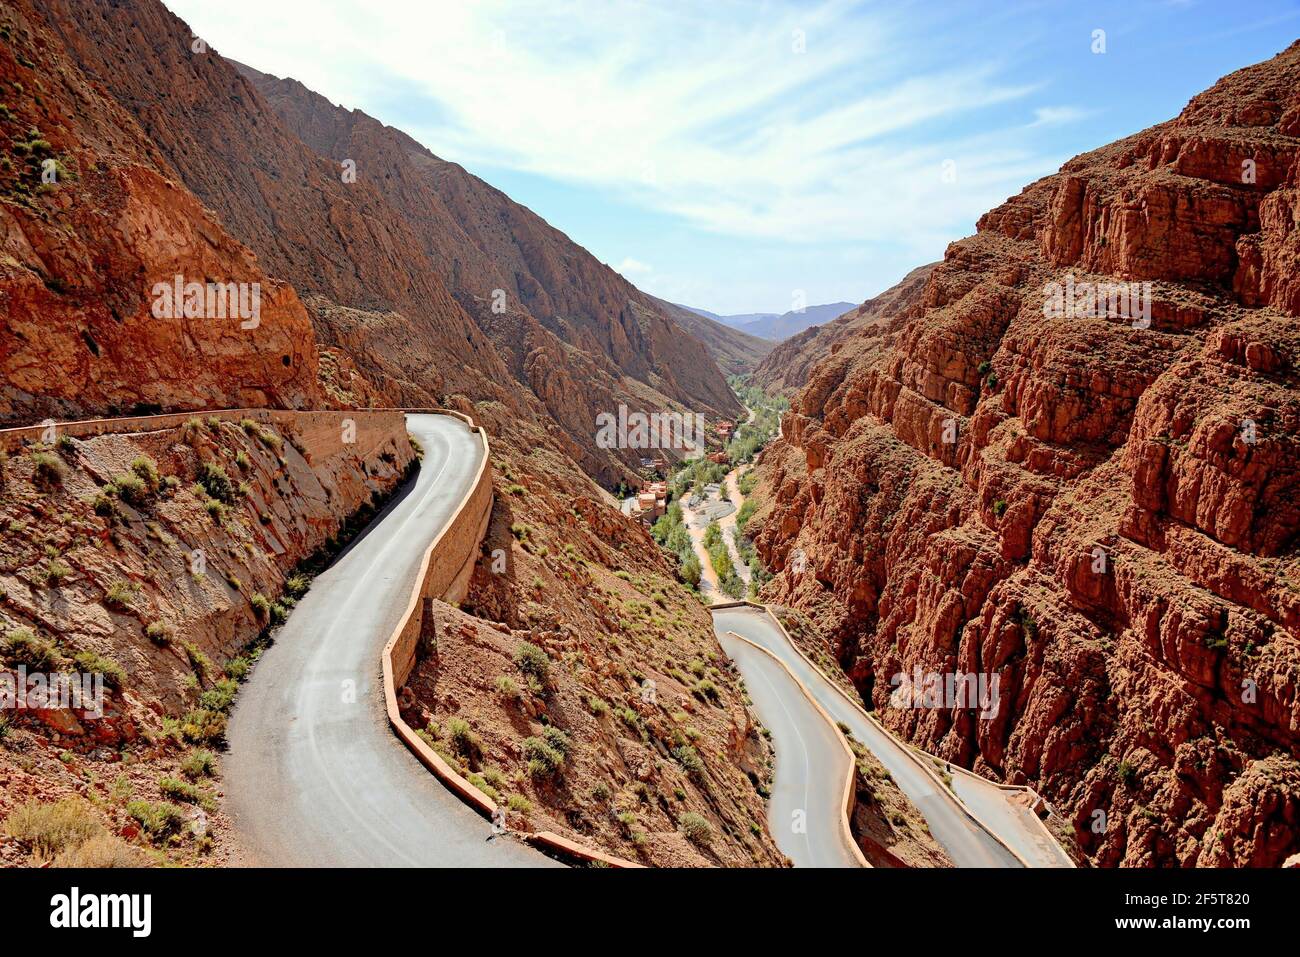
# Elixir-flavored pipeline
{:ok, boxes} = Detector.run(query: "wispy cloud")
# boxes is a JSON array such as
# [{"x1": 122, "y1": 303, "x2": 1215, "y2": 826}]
[
  {"x1": 167, "y1": 0, "x2": 1061, "y2": 253},
  {"x1": 614, "y1": 257, "x2": 653, "y2": 278},
  {"x1": 1029, "y1": 105, "x2": 1092, "y2": 127}
]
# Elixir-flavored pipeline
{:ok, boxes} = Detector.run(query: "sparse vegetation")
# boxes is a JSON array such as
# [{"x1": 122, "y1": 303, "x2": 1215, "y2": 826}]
[
  {"x1": 523, "y1": 734, "x2": 565, "y2": 778},
  {"x1": 4, "y1": 797, "x2": 110, "y2": 862},
  {"x1": 125, "y1": 799, "x2": 187, "y2": 842},
  {"x1": 679, "y1": 811, "x2": 713, "y2": 846},
  {"x1": 513, "y1": 640, "x2": 550, "y2": 685},
  {"x1": 72, "y1": 649, "x2": 125, "y2": 688},
  {"x1": 3, "y1": 626, "x2": 65, "y2": 670},
  {"x1": 181, "y1": 749, "x2": 216, "y2": 779},
  {"x1": 198, "y1": 461, "x2": 235, "y2": 504},
  {"x1": 29, "y1": 450, "x2": 64, "y2": 488}
]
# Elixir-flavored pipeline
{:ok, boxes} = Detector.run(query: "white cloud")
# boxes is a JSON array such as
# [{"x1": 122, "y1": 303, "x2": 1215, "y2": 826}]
[
  {"x1": 1030, "y1": 105, "x2": 1092, "y2": 127},
  {"x1": 165, "y1": 0, "x2": 1062, "y2": 252},
  {"x1": 614, "y1": 257, "x2": 653, "y2": 278}
]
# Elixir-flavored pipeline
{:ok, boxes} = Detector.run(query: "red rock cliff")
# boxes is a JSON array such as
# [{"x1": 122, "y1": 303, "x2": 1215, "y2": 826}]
[{"x1": 751, "y1": 41, "x2": 1300, "y2": 867}]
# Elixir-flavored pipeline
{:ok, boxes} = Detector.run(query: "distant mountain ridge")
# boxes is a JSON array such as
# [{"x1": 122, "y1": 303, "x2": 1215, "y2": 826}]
[{"x1": 676, "y1": 301, "x2": 858, "y2": 342}]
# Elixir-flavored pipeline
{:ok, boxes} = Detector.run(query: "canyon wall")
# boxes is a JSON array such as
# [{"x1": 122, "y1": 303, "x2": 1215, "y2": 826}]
[{"x1": 749, "y1": 41, "x2": 1300, "y2": 867}]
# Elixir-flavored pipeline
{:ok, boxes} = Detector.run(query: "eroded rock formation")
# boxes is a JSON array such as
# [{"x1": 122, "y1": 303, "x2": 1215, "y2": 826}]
[{"x1": 749, "y1": 41, "x2": 1300, "y2": 867}]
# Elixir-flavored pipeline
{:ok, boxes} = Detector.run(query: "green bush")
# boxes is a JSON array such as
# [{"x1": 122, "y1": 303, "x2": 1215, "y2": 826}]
[
  {"x1": 29, "y1": 451, "x2": 65, "y2": 488},
  {"x1": 446, "y1": 717, "x2": 479, "y2": 758},
  {"x1": 158, "y1": 776, "x2": 211, "y2": 808},
  {"x1": 103, "y1": 579, "x2": 137, "y2": 610},
  {"x1": 679, "y1": 811, "x2": 713, "y2": 846},
  {"x1": 179, "y1": 708, "x2": 227, "y2": 745},
  {"x1": 125, "y1": 799, "x2": 186, "y2": 841},
  {"x1": 180, "y1": 749, "x2": 216, "y2": 780},
  {"x1": 513, "y1": 641, "x2": 550, "y2": 684},
  {"x1": 283, "y1": 573, "x2": 310, "y2": 598},
  {"x1": 541, "y1": 725, "x2": 571, "y2": 757},
  {"x1": 197, "y1": 461, "x2": 235, "y2": 504},
  {"x1": 112, "y1": 472, "x2": 149, "y2": 506},
  {"x1": 198, "y1": 677, "x2": 238, "y2": 713},
  {"x1": 672, "y1": 744, "x2": 705, "y2": 777},
  {"x1": 44, "y1": 558, "x2": 72, "y2": 586},
  {"x1": 72, "y1": 649, "x2": 126, "y2": 689},
  {"x1": 145, "y1": 621, "x2": 173, "y2": 647},
  {"x1": 692, "y1": 679, "x2": 720, "y2": 703},
  {"x1": 130, "y1": 455, "x2": 160, "y2": 489},
  {"x1": 250, "y1": 593, "x2": 271, "y2": 619},
  {"x1": 3, "y1": 627, "x2": 65, "y2": 670},
  {"x1": 523, "y1": 735, "x2": 565, "y2": 778}
]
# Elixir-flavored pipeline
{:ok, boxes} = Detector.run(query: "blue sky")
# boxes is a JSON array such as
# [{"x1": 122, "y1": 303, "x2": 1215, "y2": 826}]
[{"x1": 165, "y1": 0, "x2": 1298, "y2": 314}]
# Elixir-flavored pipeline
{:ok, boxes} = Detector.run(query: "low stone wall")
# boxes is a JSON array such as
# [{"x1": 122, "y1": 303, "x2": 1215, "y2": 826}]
[
  {"x1": 710, "y1": 600, "x2": 1075, "y2": 867},
  {"x1": 0, "y1": 407, "x2": 405, "y2": 465},
  {"x1": 379, "y1": 412, "x2": 642, "y2": 869}
]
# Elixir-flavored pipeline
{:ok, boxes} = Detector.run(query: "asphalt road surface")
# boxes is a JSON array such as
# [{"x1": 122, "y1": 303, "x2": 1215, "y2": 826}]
[
  {"x1": 712, "y1": 605, "x2": 1025, "y2": 868},
  {"x1": 225, "y1": 414, "x2": 555, "y2": 867},
  {"x1": 717, "y1": 631, "x2": 863, "y2": 867}
]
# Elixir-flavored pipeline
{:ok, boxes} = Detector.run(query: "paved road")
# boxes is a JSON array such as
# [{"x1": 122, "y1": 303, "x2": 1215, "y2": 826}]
[
  {"x1": 712, "y1": 606, "x2": 1024, "y2": 868},
  {"x1": 718, "y1": 631, "x2": 863, "y2": 867},
  {"x1": 949, "y1": 771, "x2": 1074, "y2": 867},
  {"x1": 225, "y1": 414, "x2": 555, "y2": 867}
]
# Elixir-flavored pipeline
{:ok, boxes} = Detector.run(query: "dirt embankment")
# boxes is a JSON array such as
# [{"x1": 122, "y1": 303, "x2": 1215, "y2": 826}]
[{"x1": 0, "y1": 412, "x2": 412, "y2": 865}]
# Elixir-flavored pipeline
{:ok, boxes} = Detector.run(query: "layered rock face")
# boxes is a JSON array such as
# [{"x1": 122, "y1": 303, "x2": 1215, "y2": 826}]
[
  {"x1": 0, "y1": 1, "x2": 324, "y2": 425},
  {"x1": 749, "y1": 42, "x2": 1300, "y2": 867}
]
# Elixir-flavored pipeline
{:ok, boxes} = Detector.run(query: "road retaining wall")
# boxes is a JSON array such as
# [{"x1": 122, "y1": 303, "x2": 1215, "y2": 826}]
[
  {"x1": 710, "y1": 600, "x2": 1075, "y2": 867},
  {"x1": 379, "y1": 411, "x2": 642, "y2": 869}
]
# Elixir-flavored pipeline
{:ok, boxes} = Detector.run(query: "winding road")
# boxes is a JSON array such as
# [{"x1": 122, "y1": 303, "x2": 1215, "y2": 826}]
[
  {"x1": 704, "y1": 399, "x2": 1069, "y2": 868},
  {"x1": 718, "y1": 629, "x2": 863, "y2": 867},
  {"x1": 714, "y1": 605, "x2": 1040, "y2": 868},
  {"x1": 225, "y1": 413, "x2": 554, "y2": 867}
]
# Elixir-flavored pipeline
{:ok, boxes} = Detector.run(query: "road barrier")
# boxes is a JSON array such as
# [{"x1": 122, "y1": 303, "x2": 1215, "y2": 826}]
[
  {"x1": 721, "y1": 629, "x2": 869, "y2": 867},
  {"x1": 378, "y1": 410, "x2": 643, "y2": 869},
  {"x1": 709, "y1": 600, "x2": 1076, "y2": 867},
  {"x1": 3, "y1": 405, "x2": 641, "y2": 869}
]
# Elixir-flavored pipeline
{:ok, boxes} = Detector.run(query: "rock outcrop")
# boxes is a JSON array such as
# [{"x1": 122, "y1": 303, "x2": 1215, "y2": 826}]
[
  {"x1": 748, "y1": 41, "x2": 1300, "y2": 867},
  {"x1": 0, "y1": 1, "x2": 324, "y2": 424}
]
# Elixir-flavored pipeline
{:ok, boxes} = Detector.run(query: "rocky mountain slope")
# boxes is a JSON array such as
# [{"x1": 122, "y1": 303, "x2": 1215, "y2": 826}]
[
  {"x1": 650, "y1": 297, "x2": 774, "y2": 377},
  {"x1": 0, "y1": 1, "x2": 325, "y2": 425},
  {"x1": 0, "y1": 0, "x2": 782, "y2": 867},
  {"x1": 753, "y1": 266, "x2": 936, "y2": 395},
  {"x1": 237, "y1": 63, "x2": 741, "y2": 426},
  {"x1": 399, "y1": 410, "x2": 787, "y2": 866},
  {"x1": 0, "y1": 413, "x2": 414, "y2": 865},
  {"x1": 747, "y1": 40, "x2": 1300, "y2": 867},
  {"x1": 14, "y1": 0, "x2": 740, "y2": 476}
]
